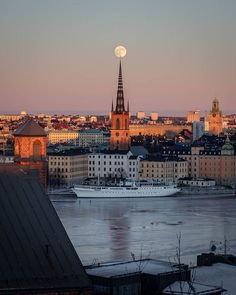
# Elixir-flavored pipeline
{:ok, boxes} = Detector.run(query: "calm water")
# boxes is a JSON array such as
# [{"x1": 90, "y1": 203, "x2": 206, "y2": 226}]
[{"x1": 53, "y1": 194, "x2": 236, "y2": 265}]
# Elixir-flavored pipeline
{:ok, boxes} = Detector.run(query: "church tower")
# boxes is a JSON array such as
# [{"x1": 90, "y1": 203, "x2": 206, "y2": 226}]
[
  {"x1": 110, "y1": 60, "x2": 130, "y2": 150},
  {"x1": 206, "y1": 97, "x2": 223, "y2": 135},
  {"x1": 13, "y1": 117, "x2": 47, "y2": 188}
]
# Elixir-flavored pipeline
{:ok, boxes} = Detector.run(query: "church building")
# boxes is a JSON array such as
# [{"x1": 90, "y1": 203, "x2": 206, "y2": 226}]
[
  {"x1": 206, "y1": 98, "x2": 223, "y2": 135},
  {"x1": 13, "y1": 117, "x2": 47, "y2": 188},
  {"x1": 110, "y1": 61, "x2": 130, "y2": 150}
]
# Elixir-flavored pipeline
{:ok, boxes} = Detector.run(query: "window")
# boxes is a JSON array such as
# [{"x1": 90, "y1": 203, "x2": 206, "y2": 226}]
[
  {"x1": 116, "y1": 118, "x2": 120, "y2": 129},
  {"x1": 33, "y1": 140, "x2": 42, "y2": 159},
  {"x1": 125, "y1": 119, "x2": 128, "y2": 129}
]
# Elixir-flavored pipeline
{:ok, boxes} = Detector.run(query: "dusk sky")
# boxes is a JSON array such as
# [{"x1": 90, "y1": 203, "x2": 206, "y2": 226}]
[{"x1": 0, "y1": 0, "x2": 236, "y2": 116}]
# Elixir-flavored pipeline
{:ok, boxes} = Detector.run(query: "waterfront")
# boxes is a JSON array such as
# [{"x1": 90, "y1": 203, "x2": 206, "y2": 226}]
[{"x1": 53, "y1": 194, "x2": 236, "y2": 265}]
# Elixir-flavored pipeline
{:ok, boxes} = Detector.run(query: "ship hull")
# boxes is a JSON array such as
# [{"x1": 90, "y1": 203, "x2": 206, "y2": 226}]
[{"x1": 72, "y1": 185, "x2": 180, "y2": 198}]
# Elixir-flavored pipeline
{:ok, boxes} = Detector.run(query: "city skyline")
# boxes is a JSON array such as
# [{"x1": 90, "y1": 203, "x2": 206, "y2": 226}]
[{"x1": 1, "y1": 0, "x2": 236, "y2": 115}]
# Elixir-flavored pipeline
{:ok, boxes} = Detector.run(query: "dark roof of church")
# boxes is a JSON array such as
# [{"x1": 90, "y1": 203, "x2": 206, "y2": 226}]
[
  {"x1": 14, "y1": 117, "x2": 46, "y2": 137},
  {"x1": 0, "y1": 164, "x2": 90, "y2": 293}
]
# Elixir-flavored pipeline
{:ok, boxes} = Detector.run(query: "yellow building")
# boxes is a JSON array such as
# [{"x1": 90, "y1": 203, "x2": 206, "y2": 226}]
[
  {"x1": 199, "y1": 138, "x2": 235, "y2": 186},
  {"x1": 129, "y1": 124, "x2": 191, "y2": 136},
  {"x1": 162, "y1": 140, "x2": 236, "y2": 186},
  {"x1": 48, "y1": 130, "x2": 79, "y2": 144},
  {"x1": 48, "y1": 149, "x2": 88, "y2": 187},
  {"x1": 139, "y1": 156, "x2": 188, "y2": 184},
  {"x1": 206, "y1": 98, "x2": 223, "y2": 135},
  {"x1": 187, "y1": 111, "x2": 200, "y2": 123}
]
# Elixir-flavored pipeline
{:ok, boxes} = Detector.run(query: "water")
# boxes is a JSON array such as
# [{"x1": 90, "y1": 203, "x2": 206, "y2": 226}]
[{"x1": 52, "y1": 194, "x2": 236, "y2": 265}]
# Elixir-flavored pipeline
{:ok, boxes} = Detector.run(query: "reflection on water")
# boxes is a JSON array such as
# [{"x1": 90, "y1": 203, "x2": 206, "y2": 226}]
[{"x1": 53, "y1": 194, "x2": 236, "y2": 265}]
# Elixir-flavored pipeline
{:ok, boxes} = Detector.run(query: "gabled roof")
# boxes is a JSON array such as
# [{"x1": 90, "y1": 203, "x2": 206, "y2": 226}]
[
  {"x1": 14, "y1": 117, "x2": 46, "y2": 137},
  {"x1": 0, "y1": 164, "x2": 90, "y2": 292}
]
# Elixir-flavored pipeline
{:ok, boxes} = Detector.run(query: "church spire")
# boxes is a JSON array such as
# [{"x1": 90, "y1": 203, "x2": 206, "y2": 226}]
[
  {"x1": 115, "y1": 60, "x2": 125, "y2": 113},
  {"x1": 111, "y1": 100, "x2": 114, "y2": 112}
]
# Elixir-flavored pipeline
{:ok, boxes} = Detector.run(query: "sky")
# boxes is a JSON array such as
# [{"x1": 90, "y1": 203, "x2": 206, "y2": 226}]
[{"x1": 0, "y1": 0, "x2": 236, "y2": 116}]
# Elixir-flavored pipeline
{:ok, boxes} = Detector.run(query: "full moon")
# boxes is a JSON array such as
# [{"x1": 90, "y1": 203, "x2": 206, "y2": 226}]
[{"x1": 114, "y1": 46, "x2": 127, "y2": 58}]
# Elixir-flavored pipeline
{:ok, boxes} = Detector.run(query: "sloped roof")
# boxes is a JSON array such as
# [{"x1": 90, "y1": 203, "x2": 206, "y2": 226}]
[
  {"x1": 0, "y1": 164, "x2": 90, "y2": 292},
  {"x1": 130, "y1": 146, "x2": 148, "y2": 157},
  {"x1": 163, "y1": 281, "x2": 224, "y2": 294},
  {"x1": 14, "y1": 117, "x2": 46, "y2": 137}
]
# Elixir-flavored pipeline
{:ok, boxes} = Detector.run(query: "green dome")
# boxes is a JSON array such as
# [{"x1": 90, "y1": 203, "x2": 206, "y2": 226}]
[
  {"x1": 222, "y1": 136, "x2": 234, "y2": 151},
  {"x1": 222, "y1": 143, "x2": 234, "y2": 151}
]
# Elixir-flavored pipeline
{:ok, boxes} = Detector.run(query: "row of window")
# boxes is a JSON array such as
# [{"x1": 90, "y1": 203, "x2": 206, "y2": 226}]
[
  {"x1": 88, "y1": 173, "x2": 136, "y2": 178},
  {"x1": 89, "y1": 155, "x2": 126, "y2": 159},
  {"x1": 89, "y1": 161, "x2": 126, "y2": 166}
]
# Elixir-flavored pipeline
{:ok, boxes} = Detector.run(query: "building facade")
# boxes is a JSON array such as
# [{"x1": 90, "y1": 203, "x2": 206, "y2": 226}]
[
  {"x1": 206, "y1": 98, "x2": 223, "y2": 135},
  {"x1": 137, "y1": 111, "x2": 146, "y2": 120},
  {"x1": 129, "y1": 124, "x2": 192, "y2": 136},
  {"x1": 199, "y1": 139, "x2": 235, "y2": 186},
  {"x1": 187, "y1": 111, "x2": 200, "y2": 123},
  {"x1": 150, "y1": 112, "x2": 158, "y2": 121},
  {"x1": 79, "y1": 129, "x2": 108, "y2": 147},
  {"x1": 110, "y1": 61, "x2": 130, "y2": 150},
  {"x1": 192, "y1": 121, "x2": 204, "y2": 141},
  {"x1": 48, "y1": 149, "x2": 89, "y2": 187},
  {"x1": 48, "y1": 130, "x2": 79, "y2": 145},
  {"x1": 13, "y1": 117, "x2": 47, "y2": 188},
  {"x1": 139, "y1": 156, "x2": 188, "y2": 184},
  {"x1": 88, "y1": 151, "x2": 140, "y2": 180},
  {"x1": 162, "y1": 140, "x2": 236, "y2": 186}
]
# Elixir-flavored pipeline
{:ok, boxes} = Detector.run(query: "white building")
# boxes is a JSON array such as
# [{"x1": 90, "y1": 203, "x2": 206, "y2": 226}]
[
  {"x1": 178, "y1": 177, "x2": 216, "y2": 187},
  {"x1": 88, "y1": 151, "x2": 140, "y2": 180},
  {"x1": 137, "y1": 111, "x2": 146, "y2": 120},
  {"x1": 150, "y1": 112, "x2": 158, "y2": 121}
]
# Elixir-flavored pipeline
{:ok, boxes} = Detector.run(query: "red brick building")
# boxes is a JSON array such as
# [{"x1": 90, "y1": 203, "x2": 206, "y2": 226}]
[{"x1": 14, "y1": 117, "x2": 47, "y2": 188}]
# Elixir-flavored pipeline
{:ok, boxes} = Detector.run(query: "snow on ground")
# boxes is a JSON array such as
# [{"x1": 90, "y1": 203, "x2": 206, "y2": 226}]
[{"x1": 194, "y1": 263, "x2": 236, "y2": 295}]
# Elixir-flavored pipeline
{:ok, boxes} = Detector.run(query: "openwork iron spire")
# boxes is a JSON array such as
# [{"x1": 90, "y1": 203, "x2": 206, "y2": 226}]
[{"x1": 115, "y1": 60, "x2": 125, "y2": 113}]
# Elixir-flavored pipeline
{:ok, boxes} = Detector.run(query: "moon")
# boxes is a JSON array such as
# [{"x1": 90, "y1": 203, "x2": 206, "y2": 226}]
[{"x1": 114, "y1": 46, "x2": 127, "y2": 58}]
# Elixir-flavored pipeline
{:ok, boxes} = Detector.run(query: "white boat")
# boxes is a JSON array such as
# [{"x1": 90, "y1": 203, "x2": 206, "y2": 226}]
[{"x1": 72, "y1": 180, "x2": 180, "y2": 199}]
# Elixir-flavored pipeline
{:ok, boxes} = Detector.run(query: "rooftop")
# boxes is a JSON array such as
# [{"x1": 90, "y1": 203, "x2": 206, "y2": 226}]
[
  {"x1": 86, "y1": 259, "x2": 180, "y2": 278},
  {"x1": 79, "y1": 129, "x2": 103, "y2": 134},
  {"x1": 48, "y1": 148, "x2": 89, "y2": 156},
  {"x1": 143, "y1": 155, "x2": 187, "y2": 162},
  {"x1": 0, "y1": 164, "x2": 90, "y2": 292},
  {"x1": 13, "y1": 117, "x2": 46, "y2": 137},
  {"x1": 195, "y1": 263, "x2": 236, "y2": 295},
  {"x1": 164, "y1": 281, "x2": 224, "y2": 294}
]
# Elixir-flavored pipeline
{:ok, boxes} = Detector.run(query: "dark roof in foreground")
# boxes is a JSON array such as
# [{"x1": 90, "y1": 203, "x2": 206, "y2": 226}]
[
  {"x1": 0, "y1": 164, "x2": 90, "y2": 293},
  {"x1": 13, "y1": 117, "x2": 46, "y2": 137}
]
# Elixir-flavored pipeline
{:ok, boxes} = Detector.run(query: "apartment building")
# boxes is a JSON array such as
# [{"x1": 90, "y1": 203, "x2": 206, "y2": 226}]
[
  {"x1": 139, "y1": 156, "x2": 188, "y2": 184},
  {"x1": 48, "y1": 149, "x2": 88, "y2": 187},
  {"x1": 162, "y1": 139, "x2": 236, "y2": 186},
  {"x1": 47, "y1": 130, "x2": 79, "y2": 145},
  {"x1": 199, "y1": 140, "x2": 235, "y2": 186},
  {"x1": 79, "y1": 129, "x2": 109, "y2": 147},
  {"x1": 88, "y1": 151, "x2": 140, "y2": 180}
]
